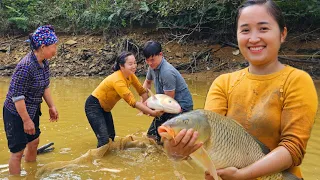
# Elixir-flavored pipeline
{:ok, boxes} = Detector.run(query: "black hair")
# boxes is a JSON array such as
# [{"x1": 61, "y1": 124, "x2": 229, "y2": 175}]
[
  {"x1": 28, "y1": 33, "x2": 38, "y2": 50},
  {"x1": 112, "y1": 51, "x2": 134, "y2": 71},
  {"x1": 142, "y1": 41, "x2": 162, "y2": 59},
  {"x1": 236, "y1": 0, "x2": 286, "y2": 33}
]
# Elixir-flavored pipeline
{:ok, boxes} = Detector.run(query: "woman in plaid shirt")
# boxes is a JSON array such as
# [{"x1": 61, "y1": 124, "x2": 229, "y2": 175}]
[{"x1": 3, "y1": 25, "x2": 59, "y2": 175}]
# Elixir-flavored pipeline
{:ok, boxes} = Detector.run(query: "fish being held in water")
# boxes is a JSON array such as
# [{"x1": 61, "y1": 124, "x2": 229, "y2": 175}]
[
  {"x1": 158, "y1": 109, "x2": 300, "y2": 180},
  {"x1": 144, "y1": 89, "x2": 182, "y2": 114}
]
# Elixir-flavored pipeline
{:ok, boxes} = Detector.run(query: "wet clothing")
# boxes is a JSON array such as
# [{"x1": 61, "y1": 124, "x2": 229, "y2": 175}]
[
  {"x1": 3, "y1": 51, "x2": 49, "y2": 153},
  {"x1": 146, "y1": 58, "x2": 193, "y2": 142},
  {"x1": 92, "y1": 70, "x2": 147, "y2": 112},
  {"x1": 205, "y1": 66, "x2": 318, "y2": 178},
  {"x1": 4, "y1": 52, "x2": 50, "y2": 120},
  {"x1": 86, "y1": 70, "x2": 147, "y2": 147},
  {"x1": 85, "y1": 95, "x2": 115, "y2": 148},
  {"x1": 3, "y1": 106, "x2": 41, "y2": 153}
]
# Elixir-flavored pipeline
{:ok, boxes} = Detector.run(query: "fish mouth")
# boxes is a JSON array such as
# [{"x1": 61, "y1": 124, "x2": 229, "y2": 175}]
[{"x1": 158, "y1": 126, "x2": 175, "y2": 140}]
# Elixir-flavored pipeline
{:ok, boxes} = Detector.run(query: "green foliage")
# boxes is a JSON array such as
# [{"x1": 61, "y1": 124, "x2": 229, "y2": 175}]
[
  {"x1": 8, "y1": 17, "x2": 29, "y2": 31},
  {"x1": 277, "y1": 0, "x2": 320, "y2": 31},
  {"x1": 0, "y1": 0, "x2": 319, "y2": 36}
]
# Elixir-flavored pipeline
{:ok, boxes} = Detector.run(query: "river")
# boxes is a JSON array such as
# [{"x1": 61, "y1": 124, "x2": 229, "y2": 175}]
[{"x1": 0, "y1": 77, "x2": 319, "y2": 179}]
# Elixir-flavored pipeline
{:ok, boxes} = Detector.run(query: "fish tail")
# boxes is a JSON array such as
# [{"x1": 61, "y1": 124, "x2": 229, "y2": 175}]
[{"x1": 190, "y1": 147, "x2": 219, "y2": 180}]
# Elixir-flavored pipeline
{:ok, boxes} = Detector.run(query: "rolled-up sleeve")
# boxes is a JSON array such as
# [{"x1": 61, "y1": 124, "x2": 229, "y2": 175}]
[{"x1": 279, "y1": 71, "x2": 318, "y2": 166}]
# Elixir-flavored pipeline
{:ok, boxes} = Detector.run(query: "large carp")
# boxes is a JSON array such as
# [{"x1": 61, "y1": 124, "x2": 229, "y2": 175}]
[
  {"x1": 144, "y1": 89, "x2": 181, "y2": 114},
  {"x1": 158, "y1": 109, "x2": 300, "y2": 180}
]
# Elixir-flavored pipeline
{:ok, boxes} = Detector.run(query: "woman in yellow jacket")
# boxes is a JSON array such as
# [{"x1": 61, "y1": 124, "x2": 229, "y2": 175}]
[
  {"x1": 85, "y1": 51, "x2": 162, "y2": 148},
  {"x1": 162, "y1": 0, "x2": 318, "y2": 179}
]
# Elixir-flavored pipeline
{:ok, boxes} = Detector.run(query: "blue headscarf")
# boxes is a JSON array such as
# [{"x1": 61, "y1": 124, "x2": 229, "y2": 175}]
[{"x1": 28, "y1": 25, "x2": 58, "y2": 50}]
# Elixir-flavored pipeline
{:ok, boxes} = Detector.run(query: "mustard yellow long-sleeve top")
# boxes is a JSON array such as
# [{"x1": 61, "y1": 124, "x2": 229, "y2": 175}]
[
  {"x1": 204, "y1": 66, "x2": 318, "y2": 178},
  {"x1": 92, "y1": 70, "x2": 147, "y2": 112}
]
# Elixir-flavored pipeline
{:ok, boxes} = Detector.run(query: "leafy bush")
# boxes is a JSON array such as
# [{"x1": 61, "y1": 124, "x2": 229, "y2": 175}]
[
  {"x1": 0, "y1": 0, "x2": 319, "y2": 38},
  {"x1": 277, "y1": 0, "x2": 320, "y2": 31}
]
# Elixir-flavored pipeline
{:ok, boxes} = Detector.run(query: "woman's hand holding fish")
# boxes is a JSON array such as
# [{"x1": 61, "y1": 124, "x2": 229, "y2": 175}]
[
  {"x1": 152, "y1": 110, "x2": 164, "y2": 117},
  {"x1": 205, "y1": 171, "x2": 215, "y2": 180},
  {"x1": 217, "y1": 167, "x2": 245, "y2": 180},
  {"x1": 205, "y1": 167, "x2": 245, "y2": 180},
  {"x1": 142, "y1": 109, "x2": 163, "y2": 117},
  {"x1": 163, "y1": 129, "x2": 202, "y2": 160}
]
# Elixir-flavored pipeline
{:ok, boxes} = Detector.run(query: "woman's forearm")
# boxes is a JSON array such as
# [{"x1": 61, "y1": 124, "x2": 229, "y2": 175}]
[
  {"x1": 135, "y1": 101, "x2": 155, "y2": 116},
  {"x1": 15, "y1": 100, "x2": 32, "y2": 122},
  {"x1": 143, "y1": 80, "x2": 152, "y2": 91},
  {"x1": 239, "y1": 146, "x2": 292, "y2": 179},
  {"x1": 43, "y1": 87, "x2": 55, "y2": 108},
  {"x1": 140, "y1": 92, "x2": 149, "y2": 102}
]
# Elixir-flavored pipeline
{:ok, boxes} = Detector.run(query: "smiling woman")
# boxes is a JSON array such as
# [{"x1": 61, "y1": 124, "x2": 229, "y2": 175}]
[
  {"x1": 84, "y1": 51, "x2": 163, "y2": 148},
  {"x1": 118, "y1": 54, "x2": 138, "y2": 78},
  {"x1": 236, "y1": 1, "x2": 287, "y2": 75},
  {"x1": 162, "y1": 1, "x2": 318, "y2": 180}
]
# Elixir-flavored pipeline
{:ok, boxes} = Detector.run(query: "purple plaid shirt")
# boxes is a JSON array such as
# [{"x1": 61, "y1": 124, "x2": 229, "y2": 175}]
[{"x1": 4, "y1": 52, "x2": 50, "y2": 119}]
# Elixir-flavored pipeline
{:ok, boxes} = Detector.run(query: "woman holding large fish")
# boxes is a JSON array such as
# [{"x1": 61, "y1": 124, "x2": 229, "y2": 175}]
[
  {"x1": 85, "y1": 51, "x2": 163, "y2": 148},
  {"x1": 162, "y1": 0, "x2": 318, "y2": 179}
]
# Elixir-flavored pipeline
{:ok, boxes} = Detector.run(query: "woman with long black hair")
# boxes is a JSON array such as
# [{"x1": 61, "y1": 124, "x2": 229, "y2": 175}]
[{"x1": 85, "y1": 51, "x2": 162, "y2": 148}]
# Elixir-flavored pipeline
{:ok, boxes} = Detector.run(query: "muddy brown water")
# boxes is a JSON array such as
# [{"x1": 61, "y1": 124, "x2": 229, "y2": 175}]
[{"x1": 0, "y1": 77, "x2": 319, "y2": 179}]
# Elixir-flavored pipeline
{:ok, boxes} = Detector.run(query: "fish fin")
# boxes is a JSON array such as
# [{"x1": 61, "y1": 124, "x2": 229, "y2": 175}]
[
  {"x1": 174, "y1": 170, "x2": 187, "y2": 180},
  {"x1": 137, "y1": 97, "x2": 145, "y2": 116},
  {"x1": 282, "y1": 170, "x2": 302, "y2": 180},
  {"x1": 147, "y1": 88, "x2": 155, "y2": 96},
  {"x1": 147, "y1": 89, "x2": 158, "y2": 100},
  {"x1": 190, "y1": 147, "x2": 219, "y2": 180},
  {"x1": 182, "y1": 160, "x2": 194, "y2": 169}
]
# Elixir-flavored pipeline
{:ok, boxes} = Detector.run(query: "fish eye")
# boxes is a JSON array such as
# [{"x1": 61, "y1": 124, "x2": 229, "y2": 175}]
[
  {"x1": 183, "y1": 119, "x2": 189, "y2": 124},
  {"x1": 169, "y1": 100, "x2": 171, "y2": 103}
]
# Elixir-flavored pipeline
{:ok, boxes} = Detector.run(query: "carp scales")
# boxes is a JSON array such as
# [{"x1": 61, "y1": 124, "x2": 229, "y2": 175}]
[
  {"x1": 144, "y1": 89, "x2": 181, "y2": 114},
  {"x1": 158, "y1": 109, "x2": 300, "y2": 180}
]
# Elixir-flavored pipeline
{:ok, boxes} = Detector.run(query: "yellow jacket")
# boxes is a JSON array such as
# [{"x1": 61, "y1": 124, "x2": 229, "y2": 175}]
[
  {"x1": 205, "y1": 66, "x2": 318, "y2": 178},
  {"x1": 92, "y1": 70, "x2": 147, "y2": 112}
]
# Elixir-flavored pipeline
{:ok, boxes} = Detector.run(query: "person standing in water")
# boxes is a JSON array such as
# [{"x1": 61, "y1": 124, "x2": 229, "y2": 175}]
[
  {"x1": 3, "y1": 25, "x2": 59, "y2": 175},
  {"x1": 162, "y1": 1, "x2": 318, "y2": 179},
  {"x1": 85, "y1": 51, "x2": 162, "y2": 148},
  {"x1": 142, "y1": 41, "x2": 193, "y2": 143}
]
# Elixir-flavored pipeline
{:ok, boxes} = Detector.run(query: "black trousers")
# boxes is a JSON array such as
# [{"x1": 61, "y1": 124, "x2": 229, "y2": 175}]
[
  {"x1": 3, "y1": 106, "x2": 41, "y2": 153},
  {"x1": 85, "y1": 95, "x2": 115, "y2": 148},
  {"x1": 147, "y1": 113, "x2": 179, "y2": 143}
]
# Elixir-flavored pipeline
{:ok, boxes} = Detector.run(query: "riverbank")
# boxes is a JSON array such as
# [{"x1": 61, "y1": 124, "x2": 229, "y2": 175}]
[{"x1": 0, "y1": 29, "x2": 319, "y2": 80}]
